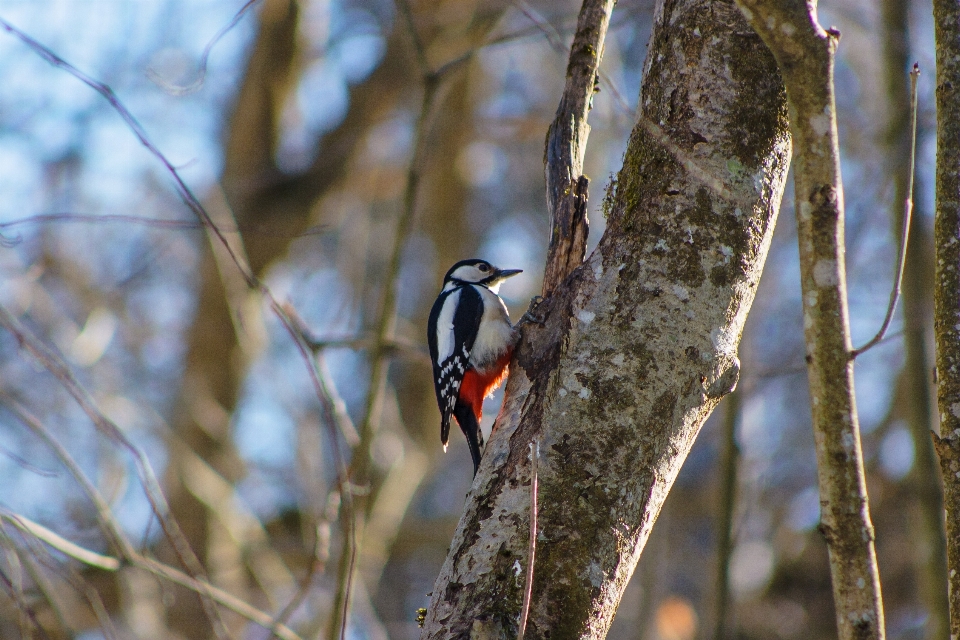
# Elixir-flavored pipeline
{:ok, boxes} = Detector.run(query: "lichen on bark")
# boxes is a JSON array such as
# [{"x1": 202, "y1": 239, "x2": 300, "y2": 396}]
[{"x1": 420, "y1": 1, "x2": 791, "y2": 638}]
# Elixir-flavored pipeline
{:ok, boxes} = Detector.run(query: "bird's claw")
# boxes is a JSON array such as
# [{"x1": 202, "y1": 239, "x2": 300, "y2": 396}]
[{"x1": 520, "y1": 295, "x2": 546, "y2": 326}]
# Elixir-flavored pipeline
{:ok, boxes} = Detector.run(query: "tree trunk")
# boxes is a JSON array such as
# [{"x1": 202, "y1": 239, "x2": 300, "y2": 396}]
[
  {"x1": 932, "y1": 0, "x2": 960, "y2": 635},
  {"x1": 420, "y1": 0, "x2": 791, "y2": 637}
]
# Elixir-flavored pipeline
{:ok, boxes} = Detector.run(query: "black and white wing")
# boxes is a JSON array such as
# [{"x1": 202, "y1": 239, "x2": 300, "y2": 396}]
[{"x1": 427, "y1": 285, "x2": 482, "y2": 448}]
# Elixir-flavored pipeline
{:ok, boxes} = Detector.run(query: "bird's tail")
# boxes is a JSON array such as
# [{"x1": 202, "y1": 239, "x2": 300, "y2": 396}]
[
  {"x1": 453, "y1": 401, "x2": 485, "y2": 476},
  {"x1": 440, "y1": 413, "x2": 451, "y2": 452}
]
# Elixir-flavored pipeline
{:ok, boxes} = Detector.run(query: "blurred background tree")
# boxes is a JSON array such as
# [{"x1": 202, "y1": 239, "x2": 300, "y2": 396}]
[{"x1": 0, "y1": 0, "x2": 945, "y2": 639}]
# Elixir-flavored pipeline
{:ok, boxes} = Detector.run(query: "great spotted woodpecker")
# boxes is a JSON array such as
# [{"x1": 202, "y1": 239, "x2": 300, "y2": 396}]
[{"x1": 427, "y1": 259, "x2": 522, "y2": 475}]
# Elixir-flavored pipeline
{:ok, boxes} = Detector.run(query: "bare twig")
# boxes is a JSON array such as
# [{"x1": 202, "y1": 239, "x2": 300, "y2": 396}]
[
  {"x1": 852, "y1": 63, "x2": 921, "y2": 358},
  {"x1": 0, "y1": 308, "x2": 232, "y2": 638},
  {"x1": 0, "y1": 562, "x2": 52, "y2": 640},
  {"x1": 283, "y1": 312, "x2": 430, "y2": 367},
  {"x1": 147, "y1": 0, "x2": 264, "y2": 95},
  {"x1": 268, "y1": 497, "x2": 333, "y2": 637},
  {"x1": 0, "y1": 212, "x2": 326, "y2": 237},
  {"x1": 0, "y1": 523, "x2": 72, "y2": 636},
  {"x1": 326, "y1": 5, "x2": 449, "y2": 636},
  {"x1": 2, "y1": 513, "x2": 121, "y2": 572},
  {"x1": 518, "y1": 438, "x2": 539, "y2": 640},
  {"x1": 15, "y1": 529, "x2": 121, "y2": 640},
  {"x1": 0, "y1": 19, "x2": 353, "y2": 506},
  {"x1": 2, "y1": 398, "x2": 136, "y2": 558},
  {"x1": 1, "y1": 401, "x2": 305, "y2": 640},
  {"x1": 513, "y1": 0, "x2": 632, "y2": 118},
  {"x1": 395, "y1": 0, "x2": 430, "y2": 77},
  {"x1": 4, "y1": 512, "x2": 305, "y2": 640}
]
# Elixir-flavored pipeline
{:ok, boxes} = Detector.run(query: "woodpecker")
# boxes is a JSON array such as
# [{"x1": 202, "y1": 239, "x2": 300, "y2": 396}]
[{"x1": 427, "y1": 259, "x2": 522, "y2": 476}]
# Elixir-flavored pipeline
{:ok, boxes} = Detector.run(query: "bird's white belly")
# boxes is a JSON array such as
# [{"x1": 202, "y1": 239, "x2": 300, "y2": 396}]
[{"x1": 470, "y1": 286, "x2": 516, "y2": 372}]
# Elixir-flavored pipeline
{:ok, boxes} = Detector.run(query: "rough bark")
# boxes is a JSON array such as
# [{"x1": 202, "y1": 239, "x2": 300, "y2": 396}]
[
  {"x1": 933, "y1": 0, "x2": 960, "y2": 636},
  {"x1": 541, "y1": 0, "x2": 615, "y2": 296},
  {"x1": 420, "y1": 0, "x2": 791, "y2": 637},
  {"x1": 933, "y1": 432, "x2": 960, "y2": 640},
  {"x1": 880, "y1": 0, "x2": 948, "y2": 635},
  {"x1": 734, "y1": 2, "x2": 885, "y2": 638}
]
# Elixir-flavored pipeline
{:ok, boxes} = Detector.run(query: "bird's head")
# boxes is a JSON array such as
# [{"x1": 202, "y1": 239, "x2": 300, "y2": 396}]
[{"x1": 443, "y1": 259, "x2": 522, "y2": 293}]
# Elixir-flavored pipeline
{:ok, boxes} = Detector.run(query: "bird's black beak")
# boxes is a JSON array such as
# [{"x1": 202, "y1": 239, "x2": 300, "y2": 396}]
[{"x1": 496, "y1": 268, "x2": 523, "y2": 280}]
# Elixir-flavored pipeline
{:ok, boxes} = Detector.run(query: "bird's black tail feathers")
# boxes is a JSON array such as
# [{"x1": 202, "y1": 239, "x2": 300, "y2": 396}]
[{"x1": 453, "y1": 401, "x2": 485, "y2": 476}]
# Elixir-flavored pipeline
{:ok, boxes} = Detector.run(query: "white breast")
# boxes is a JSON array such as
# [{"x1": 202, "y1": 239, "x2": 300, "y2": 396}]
[{"x1": 469, "y1": 285, "x2": 516, "y2": 372}]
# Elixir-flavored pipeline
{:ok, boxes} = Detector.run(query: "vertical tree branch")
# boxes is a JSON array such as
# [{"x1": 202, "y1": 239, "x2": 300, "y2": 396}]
[
  {"x1": 933, "y1": 0, "x2": 960, "y2": 636},
  {"x1": 712, "y1": 390, "x2": 740, "y2": 640},
  {"x1": 541, "y1": 0, "x2": 615, "y2": 297},
  {"x1": 327, "y1": 25, "x2": 443, "y2": 640},
  {"x1": 734, "y1": 2, "x2": 885, "y2": 638}
]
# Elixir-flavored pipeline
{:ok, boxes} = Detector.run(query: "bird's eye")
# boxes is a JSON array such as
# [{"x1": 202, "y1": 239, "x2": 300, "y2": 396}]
[{"x1": 478, "y1": 264, "x2": 489, "y2": 272}]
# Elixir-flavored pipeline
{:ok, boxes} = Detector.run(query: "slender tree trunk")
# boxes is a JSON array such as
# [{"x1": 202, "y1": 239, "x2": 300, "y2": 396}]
[
  {"x1": 420, "y1": 0, "x2": 791, "y2": 636},
  {"x1": 735, "y1": 2, "x2": 886, "y2": 638},
  {"x1": 932, "y1": 0, "x2": 960, "y2": 636},
  {"x1": 713, "y1": 391, "x2": 740, "y2": 640}
]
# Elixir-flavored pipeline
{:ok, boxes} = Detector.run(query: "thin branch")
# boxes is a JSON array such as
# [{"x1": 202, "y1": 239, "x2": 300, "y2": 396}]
[
  {"x1": 2, "y1": 397, "x2": 136, "y2": 559},
  {"x1": 0, "y1": 18, "x2": 248, "y2": 285},
  {"x1": 0, "y1": 532, "x2": 29, "y2": 638},
  {"x1": 713, "y1": 391, "x2": 740, "y2": 640},
  {"x1": 2, "y1": 513, "x2": 121, "y2": 572},
  {"x1": 0, "y1": 16, "x2": 360, "y2": 638},
  {"x1": 0, "y1": 19, "x2": 353, "y2": 505},
  {"x1": 4, "y1": 512, "x2": 305, "y2": 640},
  {"x1": 513, "y1": 0, "x2": 632, "y2": 118},
  {"x1": 147, "y1": 0, "x2": 264, "y2": 95},
  {"x1": 0, "y1": 212, "x2": 326, "y2": 237},
  {"x1": 0, "y1": 563, "x2": 52, "y2": 640},
  {"x1": 852, "y1": 63, "x2": 921, "y2": 358},
  {"x1": 395, "y1": 0, "x2": 430, "y2": 77},
  {"x1": 0, "y1": 308, "x2": 231, "y2": 637},
  {"x1": 327, "y1": 11, "x2": 446, "y2": 636},
  {"x1": 0, "y1": 523, "x2": 72, "y2": 636},
  {"x1": 518, "y1": 438, "x2": 539, "y2": 640},
  {"x1": 268, "y1": 495, "x2": 333, "y2": 637},
  {"x1": 4, "y1": 398, "x2": 304, "y2": 640},
  {"x1": 1, "y1": 518, "x2": 118, "y2": 640}
]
